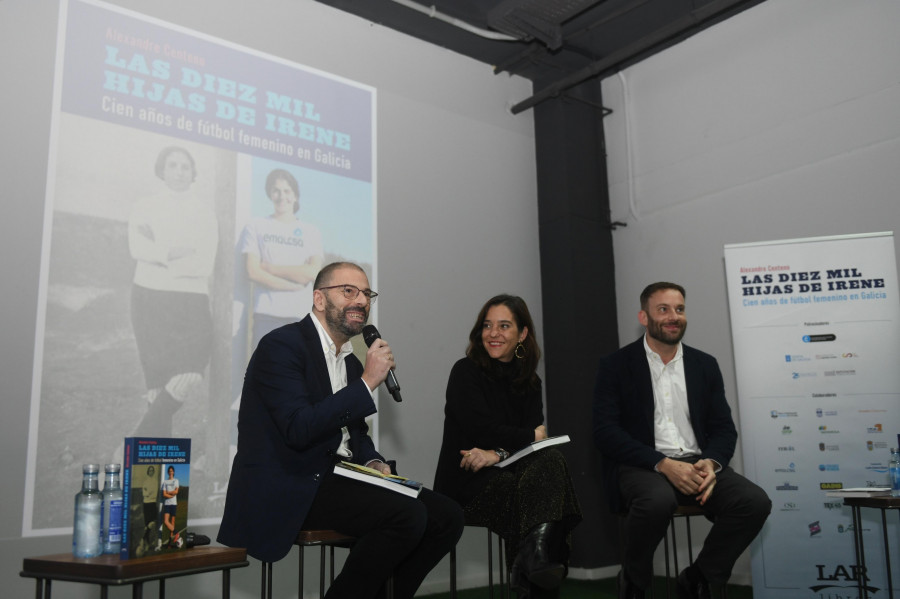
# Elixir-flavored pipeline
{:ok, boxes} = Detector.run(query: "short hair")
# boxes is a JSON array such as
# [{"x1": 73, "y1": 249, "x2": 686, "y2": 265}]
[
  {"x1": 313, "y1": 262, "x2": 366, "y2": 290},
  {"x1": 154, "y1": 146, "x2": 196, "y2": 182},
  {"x1": 265, "y1": 168, "x2": 300, "y2": 214},
  {"x1": 640, "y1": 282, "x2": 686, "y2": 311},
  {"x1": 466, "y1": 294, "x2": 541, "y2": 391}
]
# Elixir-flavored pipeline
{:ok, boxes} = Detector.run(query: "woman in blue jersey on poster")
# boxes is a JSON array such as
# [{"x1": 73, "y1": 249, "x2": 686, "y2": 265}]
[{"x1": 240, "y1": 168, "x2": 324, "y2": 350}]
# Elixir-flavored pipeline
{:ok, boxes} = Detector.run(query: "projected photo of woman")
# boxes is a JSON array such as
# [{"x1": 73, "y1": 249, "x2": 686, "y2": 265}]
[
  {"x1": 128, "y1": 146, "x2": 219, "y2": 436},
  {"x1": 239, "y1": 168, "x2": 323, "y2": 350}
]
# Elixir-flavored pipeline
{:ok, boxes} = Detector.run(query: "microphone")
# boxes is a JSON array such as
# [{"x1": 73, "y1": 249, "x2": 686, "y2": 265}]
[{"x1": 361, "y1": 325, "x2": 403, "y2": 402}]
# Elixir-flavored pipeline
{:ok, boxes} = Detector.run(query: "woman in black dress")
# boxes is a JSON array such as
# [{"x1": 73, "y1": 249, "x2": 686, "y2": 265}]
[{"x1": 434, "y1": 294, "x2": 581, "y2": 598}]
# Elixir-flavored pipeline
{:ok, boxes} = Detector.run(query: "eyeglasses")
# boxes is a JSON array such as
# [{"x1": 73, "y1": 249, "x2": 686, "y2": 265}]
[{"x1": 317, "y1": 284, "x2": 378, "y2": 303}]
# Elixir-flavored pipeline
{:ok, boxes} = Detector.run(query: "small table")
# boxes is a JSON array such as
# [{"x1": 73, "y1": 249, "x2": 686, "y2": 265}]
[
  {"x1": 20, "y1": 546, "x2": 248, "y2": 599},
  {"x1": 843, "y1": 496, "x2": 900, "y2": 599}
]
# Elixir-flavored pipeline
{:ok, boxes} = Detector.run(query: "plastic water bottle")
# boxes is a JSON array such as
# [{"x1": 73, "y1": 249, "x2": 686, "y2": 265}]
[
  {"x1": 889, "y1": 448, "x2": 900, "y2": 498},
  {"x1": 101, "y1": 463, "x2": 124, "y2": 554},
  {"x1": 73, "y1": 463, "x2": 102, "y2": 558}
]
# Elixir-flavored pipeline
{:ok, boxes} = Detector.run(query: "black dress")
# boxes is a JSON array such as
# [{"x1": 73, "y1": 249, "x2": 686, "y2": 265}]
[{"x1": 433, "y1": 357, "x2": 581, "y2": 567}]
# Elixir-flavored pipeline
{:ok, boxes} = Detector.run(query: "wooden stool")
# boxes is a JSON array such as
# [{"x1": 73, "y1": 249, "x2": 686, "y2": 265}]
[
  {"x1": 260, "y1": 530, "x2": 394, "y2": 599},
  {"x1": 449, "y1": 527, "x2": 508, "y2": 599}
]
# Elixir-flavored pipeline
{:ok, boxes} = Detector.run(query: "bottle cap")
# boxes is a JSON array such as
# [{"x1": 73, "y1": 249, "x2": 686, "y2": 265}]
[
  {"x1": 82, "y1": 464, "x2": 100, "y2": 474},
  {"x1": 104, "y1": 463, "x2": 121, "y2": 473}
]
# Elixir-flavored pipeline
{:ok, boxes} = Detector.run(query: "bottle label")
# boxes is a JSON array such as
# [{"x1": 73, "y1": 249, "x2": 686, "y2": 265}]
[{"x1": 107, "y1": 499, "x2": 123, "y2": 542}]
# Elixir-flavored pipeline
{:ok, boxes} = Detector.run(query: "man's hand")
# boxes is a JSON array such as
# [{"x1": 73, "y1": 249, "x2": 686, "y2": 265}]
[
  {"x1": 361, "y1": 338, "x2": 395, "y2": 392},
  {"x1": 459, "y1": 448, "x2": 500, "y2": 472},
  {"x1": 693, "y1": 459, "x2": 717, "y2": 504},
  {"x1": 657, "y1": 457, "x2": 714, "y2": 496},
  {"x1": 366, "y1": 460, "x2": 392, "y2": 475}
]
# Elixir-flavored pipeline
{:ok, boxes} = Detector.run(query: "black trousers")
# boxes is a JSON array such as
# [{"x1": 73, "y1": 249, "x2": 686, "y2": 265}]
[
  {"x1": 302, "y1": 473, "x2": 464, "y2": 599},
  {"x1": 618, "y1": 461, "x2": 771, "y2": 589}
]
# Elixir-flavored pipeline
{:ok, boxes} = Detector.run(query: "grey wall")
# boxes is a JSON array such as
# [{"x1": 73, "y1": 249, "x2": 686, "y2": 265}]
[
  {"x1": 1, "y1": 0, "x2": 539, "y2": 597},
  {"x1": 601, "y1": 0, "x2": 900, "y2": 584}
]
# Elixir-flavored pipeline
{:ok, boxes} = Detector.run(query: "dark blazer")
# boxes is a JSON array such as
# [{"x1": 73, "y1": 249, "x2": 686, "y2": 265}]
[
  {"x1": 592, "y1": 337, "x2": 737, "y2": 512},
  {"x1": 217, "y1": 315, "x2": 382, "y2": 562}
]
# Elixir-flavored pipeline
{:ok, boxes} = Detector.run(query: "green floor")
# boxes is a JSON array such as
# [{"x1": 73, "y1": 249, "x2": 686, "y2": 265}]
[{"x1": 422, "y1": 576, "x2": 753, "y2": 599}]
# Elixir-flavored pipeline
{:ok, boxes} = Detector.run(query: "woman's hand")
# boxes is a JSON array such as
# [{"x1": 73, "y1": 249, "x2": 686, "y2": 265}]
[
  {"x1": 459, "y1": 448, "x2": 500, "y2": 472},
  {"x1": 534, "y1": 425, "x2": 548, "y2": 441}
]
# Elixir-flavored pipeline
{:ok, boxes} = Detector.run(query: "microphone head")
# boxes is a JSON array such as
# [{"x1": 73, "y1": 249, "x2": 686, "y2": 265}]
[{"x1": 362, "y1": 324, "x2": 381, "y2": 347}]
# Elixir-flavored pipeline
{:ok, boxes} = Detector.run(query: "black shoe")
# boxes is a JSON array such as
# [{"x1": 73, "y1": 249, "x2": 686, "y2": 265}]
[
  {"x1": 676, "y1": 565, "x2": 711, "y2": 599},
  {"x1": 617, "y1": 569, "x2": 645, "y2": 599},
  {"x1": 518, "y1": 523, "x2": 566, "y2": 590}
]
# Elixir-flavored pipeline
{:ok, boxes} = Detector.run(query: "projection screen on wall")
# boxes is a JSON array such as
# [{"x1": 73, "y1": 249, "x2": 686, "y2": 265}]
[{"x1": 24, "y1": 0, "x2": 376, "y2": 535}]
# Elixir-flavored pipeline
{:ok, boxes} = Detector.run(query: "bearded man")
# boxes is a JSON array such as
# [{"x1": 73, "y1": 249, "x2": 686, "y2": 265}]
[
  {"x1": 219, "y1": 262, "x2": 463, "y2": 599},
  {"x1": 593, "y1": 282, "x2": 770, "y2": 599}
]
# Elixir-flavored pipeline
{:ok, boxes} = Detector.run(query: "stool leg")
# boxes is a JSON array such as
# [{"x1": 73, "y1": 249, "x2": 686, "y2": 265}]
[
  {"x1": 298, "y1": 546, "x2": 305, "y2": 599},
  {"x1": 319, "y1": 545, "x2": 326, "y2": 599},
  {"x1": 449, "y1": 545, "x2": 457, "y2": 599},
  {"x1": 487, "y1": 530, "x2": 494, "y2": 599},
  {"x1": 260, "y1": 561, "x2": 272, "y2": 599}
]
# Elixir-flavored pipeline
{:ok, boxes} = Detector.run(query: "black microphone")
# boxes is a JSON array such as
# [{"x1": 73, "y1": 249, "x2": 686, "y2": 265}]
[{"x1": 361, "y1": 324, "x2": 403, "y2": 402}]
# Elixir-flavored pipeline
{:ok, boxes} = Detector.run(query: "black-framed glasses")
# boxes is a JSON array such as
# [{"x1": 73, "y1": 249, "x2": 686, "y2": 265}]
[{"x1": 317, "y1": 284, "x2": 378, "y2": 303}]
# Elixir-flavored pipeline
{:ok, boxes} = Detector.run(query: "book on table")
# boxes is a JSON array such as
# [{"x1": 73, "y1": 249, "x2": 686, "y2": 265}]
[
  {"x1": 333, "y1": 461, "x2": 423, "y2": 498},
  {"x1": 494, "y1": 435, "x2": 571, "y2": 468},
  {"x1": 121, "y1": 437, "x2": 191, "y2": 559},
  {"x1": 824, "y1": 487, "x2": 891, "y2": 498}
]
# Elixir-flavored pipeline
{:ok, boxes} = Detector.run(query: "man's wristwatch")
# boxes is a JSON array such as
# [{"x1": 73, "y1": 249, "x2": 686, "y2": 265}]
[{"x1": 494, "y1": 448, "x2": 510, "y2": 462}]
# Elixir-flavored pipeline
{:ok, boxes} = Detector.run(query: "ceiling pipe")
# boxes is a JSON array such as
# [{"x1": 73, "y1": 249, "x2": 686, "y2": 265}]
[
  {"x1": 509, "y1": 0, "x2": 758, "y2": 114},
  {"x1": 386, "y1": 0, "x2": 520, "y2": 42}
]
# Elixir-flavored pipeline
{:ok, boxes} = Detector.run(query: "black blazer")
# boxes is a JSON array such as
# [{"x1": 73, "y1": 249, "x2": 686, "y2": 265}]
[
  {"x1": 592, "y1": 337, "x2": 737, "y2": 512},
  {"x1": 217, "y1": 315, "x2": 382, "y2": 562}
]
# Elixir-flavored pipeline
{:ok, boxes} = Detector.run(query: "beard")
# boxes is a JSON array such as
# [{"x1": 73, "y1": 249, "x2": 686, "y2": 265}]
[
  {"x1": 646, "y1": 315, "x2": 686, "y2": 346},
  {"x1": 324, "y1": 296, "x2": 368, "y2": 339}
]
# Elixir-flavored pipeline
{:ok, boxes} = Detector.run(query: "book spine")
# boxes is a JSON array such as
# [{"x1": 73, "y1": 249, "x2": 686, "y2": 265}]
[{"x1": 120, "y1": 439, "x2": 133, "y2": 560}]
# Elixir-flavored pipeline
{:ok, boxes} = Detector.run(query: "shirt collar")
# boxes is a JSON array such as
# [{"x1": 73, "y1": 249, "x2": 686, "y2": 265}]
[{"x1": 310, "y1": 312, "x2": 354, "y2": 359}]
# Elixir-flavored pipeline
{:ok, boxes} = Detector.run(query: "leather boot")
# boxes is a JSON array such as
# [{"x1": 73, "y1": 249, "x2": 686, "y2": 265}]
[{"x1": 516, "y1": 522, "x2": 565, "y2": 590}]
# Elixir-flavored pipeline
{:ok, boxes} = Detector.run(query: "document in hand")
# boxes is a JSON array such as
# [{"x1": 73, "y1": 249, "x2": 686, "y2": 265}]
[
  {"x1": 333, "y1": 461, "x2": 423, "y2": 498},
  {"x1": 494, "y1": 435, "x2": 571, "y2": 468}
]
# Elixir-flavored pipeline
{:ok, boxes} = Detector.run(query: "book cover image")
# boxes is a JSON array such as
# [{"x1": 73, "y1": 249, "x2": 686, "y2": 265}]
[{"x1": 121, "y1": 437, "x2": 191, "y2": 560}]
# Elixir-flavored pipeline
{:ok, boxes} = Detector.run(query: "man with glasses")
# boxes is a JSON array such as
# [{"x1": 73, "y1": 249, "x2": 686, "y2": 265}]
[{"x1": 219, "y1": 261, "x2": 463, "y2": 599}]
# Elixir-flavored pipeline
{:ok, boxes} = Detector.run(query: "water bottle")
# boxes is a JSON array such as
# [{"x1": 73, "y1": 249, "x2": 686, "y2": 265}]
[
  {"x1": 73, "y1": 463, "x2": 102, "y2": 558},
  {"x1": 889, "y1": 448, "x2": 900, "y2": 498},
  {"x1": 100, "y1": 463, "x2": 124, "y2": 554}
]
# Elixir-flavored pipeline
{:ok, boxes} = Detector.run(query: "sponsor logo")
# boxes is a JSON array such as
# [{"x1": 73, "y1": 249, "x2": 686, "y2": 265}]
[
  {"x1": 824, "y1": 369, "x2": 856, "y2": 377},
  {"x1": 781, "y1": 425, "x2": 793, "y2": 435},
  {"x1": 811, "y1": 564, "x2": 873, "y2": 595},
  {"x1": 792, "y1": 371, "x2": 816, "y2": 379},
  {"x1": 815, "y1": 408, "x2": 838, "y2": 417},
  {"x1": 780, "y1": 502, "x2": 799, "y2": 511},
  {"x1": 815, "y1": 353, "x2": 838, "y2": 360},
  {"x1": 774, "y1": 462, "x2": 796, "y2": 473},
  {"x1": 778, "y1": 445, "x2": 796, "y2": 451},
  {"x1": 842, "y1": 352, "x2": 859, "y2": 358},
  {"x1": 866, "y1": 423, "x2": 883, "y2": 433},
  {"x1": 776, "y1": 481, "x2": 799, "y2": 491},
  {"x1": 823, "y1": 501, "x2": 843, "y2": 510},
  {"x1": 785, "y1": 354, "x2": 810, "y2": 362},
  {"x1": 771, "y1": 410, "x2": 799, "y2": 418},
  {"x1": 818, "y1": 464, "x2": 839, "y2": 472},
  {"x1": 864, "y1": 463, "x2": 888, "y2": 474},
  {"x1": 803, "y1": 334, "x2": 836, "y2": 343},
  {"x1": 809, "y1": 521, "x2": 821, "y2": 536},
  {"x1": 820, "y1": 482, "x2": 843, "y2": 490},
  {"x1": 812, "y1": 393, "x2": 837, "y2": 398},
  {"x1": 819, "y1": 425, "x2": 840, "y2": 434},
  {"x1": 819, "y1": 442, "x2": 839, "y2": 451},
  {"x1": 867, "y1": 440, "x2": 888, "y2": 451}
]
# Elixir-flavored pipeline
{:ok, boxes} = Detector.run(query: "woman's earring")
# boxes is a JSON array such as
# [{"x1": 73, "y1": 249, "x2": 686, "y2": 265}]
[{"x1": 514, "y1": 342, "x2": 526, "y2": 359}]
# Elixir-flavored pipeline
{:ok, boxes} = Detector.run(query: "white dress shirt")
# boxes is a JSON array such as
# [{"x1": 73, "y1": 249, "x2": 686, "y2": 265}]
[{"x1": 643, "y1": 335, "x2": 700, "y2": 458}]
